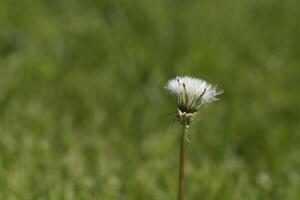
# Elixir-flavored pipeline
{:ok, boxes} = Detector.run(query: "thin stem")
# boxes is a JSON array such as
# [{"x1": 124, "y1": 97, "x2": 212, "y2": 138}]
[{"x1": 178, "y1": 124, "x2": 187, "y2": 200}]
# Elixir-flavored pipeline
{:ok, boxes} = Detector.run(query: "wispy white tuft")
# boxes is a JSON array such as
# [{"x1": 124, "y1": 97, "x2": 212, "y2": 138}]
[{"x1": 165, "y1": 76, "x2": 222, "y2": 113}]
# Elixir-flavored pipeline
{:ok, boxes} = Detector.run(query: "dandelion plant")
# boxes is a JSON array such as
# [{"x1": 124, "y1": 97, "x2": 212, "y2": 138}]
[{"x1": 165, "y1": 76, "x2": 222, "y2": 200}]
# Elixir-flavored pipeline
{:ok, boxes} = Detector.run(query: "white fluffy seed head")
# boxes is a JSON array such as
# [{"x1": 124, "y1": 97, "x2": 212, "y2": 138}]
[{"x1": 165, "y1": 76, "x2": 222, "y2": 113}]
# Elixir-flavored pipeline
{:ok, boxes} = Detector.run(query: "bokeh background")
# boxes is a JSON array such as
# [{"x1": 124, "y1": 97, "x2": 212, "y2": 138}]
[{"x1": 1, "y1": 0, "x2": 300, "y2": 199}]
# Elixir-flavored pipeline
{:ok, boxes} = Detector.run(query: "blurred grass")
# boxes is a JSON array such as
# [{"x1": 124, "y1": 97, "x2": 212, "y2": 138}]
[{"x1": 0, "y1": 0, "x2": 300, "y2": 199}]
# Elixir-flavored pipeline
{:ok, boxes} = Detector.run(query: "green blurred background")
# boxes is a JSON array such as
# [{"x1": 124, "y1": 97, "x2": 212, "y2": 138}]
[{"x1": 1, "y1": 0, "x2": 300, "y2": 199}]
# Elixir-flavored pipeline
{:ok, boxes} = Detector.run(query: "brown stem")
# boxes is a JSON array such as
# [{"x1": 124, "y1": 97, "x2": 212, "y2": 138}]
[{"x1": 178, "y1": 124, "x2": 187, "y2": 200}]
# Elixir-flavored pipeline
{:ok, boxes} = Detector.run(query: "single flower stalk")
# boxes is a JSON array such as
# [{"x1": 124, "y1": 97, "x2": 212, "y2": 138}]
[{"x1": 165, "y1": 76, "x2": 222, "y2": 200}]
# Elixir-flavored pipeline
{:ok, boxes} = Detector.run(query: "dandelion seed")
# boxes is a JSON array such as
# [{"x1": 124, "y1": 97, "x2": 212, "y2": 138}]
[{"x1": 165, "y1": 76, "x2": 222, "y2": 126}]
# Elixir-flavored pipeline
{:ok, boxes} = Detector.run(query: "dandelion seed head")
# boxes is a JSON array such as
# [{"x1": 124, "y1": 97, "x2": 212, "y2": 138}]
[{"x1": 165, "y1": 76, "x2": 222, "y2": 125}]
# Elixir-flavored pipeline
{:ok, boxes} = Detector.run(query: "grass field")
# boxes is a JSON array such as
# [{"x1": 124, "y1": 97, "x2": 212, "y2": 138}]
[{"x1": 1, "y1": 0, "x2": 300, "y2": 199}]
